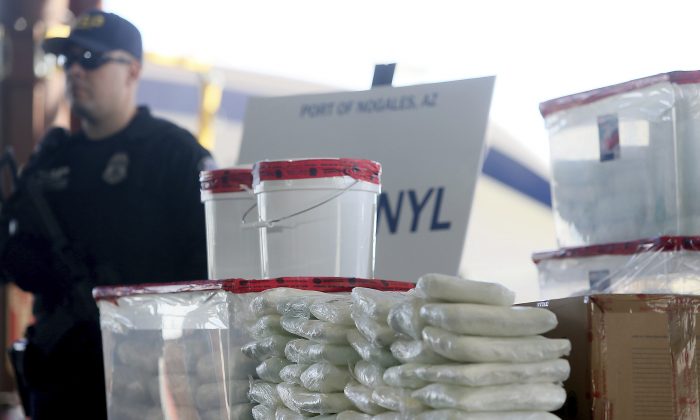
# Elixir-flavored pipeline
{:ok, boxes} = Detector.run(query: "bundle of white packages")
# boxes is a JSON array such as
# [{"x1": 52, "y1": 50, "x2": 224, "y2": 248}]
[
  {"x1": 414, "y1": 360, "x2": 571, "y2": 387},
  {"x1": 415, "y1": 410, "x2": 560, "y2": 420},
  {"x1": 281, "y1": 316, "x2": 352, "y2": 344},
  {"x1": 353, "y1": 361, "x2": 387, "y2": 388},
  {"x1": 277, "y1": 382, "x2": 355, "y2": 414},
  {"x1": 351, "y1": 288, "x2": 409, "y2": 320},
  {"x1": 336, "y1": 411, "x2": 373, "y2": 420},
  {"x1": 383, "y1": 364, "x2": 430, "y2": 389},
  {"x1": 343, "y1": 381, "x2": 387, "y2": 415},
  {"x1": 415, "y1": 273, "x2": 515, "y2": 306},
  {"x1": 387, "y1": 298, "x2": 426, "y2": 340},
  {"x1": 412, "y1": 383, "x2": 567, "y2": 412},
  {"x1": 346, "y1": 330, "x2": 398, "y2": 368},
  {"x1": 310, "y1": 296, "x2": 355, "y2": 325},
  {"x1": 389, "y1": 340, "x2": 449, "y2": 364},
  {"x1": 371, "y1": 386, "x2": 426, "y2": 414},
  {"x1": 300, "y1": 362, "x2": 352, "y2": 392},
  {"x1": 285, "y1": 339, "x2": 360, "y2": 365},
  {"x1": 279, "y1": 363, "x2": 311, "y2": 385}
]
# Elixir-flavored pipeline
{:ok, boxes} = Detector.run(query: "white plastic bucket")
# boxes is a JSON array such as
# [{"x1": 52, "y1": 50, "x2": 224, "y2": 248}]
[
  {"x1": 252, "y1": 158, "x2": 381, "y2": 278},
  {"x1": 200, "y1": 168, "x2": 261, "y2": 279}
]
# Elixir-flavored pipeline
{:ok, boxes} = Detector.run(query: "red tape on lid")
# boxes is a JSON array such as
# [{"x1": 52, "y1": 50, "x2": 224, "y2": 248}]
[
  {"x1": 532, "y1": 236, "x2": 700, "y2": 263},
  {"x1": 93, "y1": 277, "x2": 414, "y2": 301},
  {"x1": 253, "y1": 159, "x2": 381, "y2": 185},
  {"x1": 200, "y1": 169, "x2": 252, "y2": 193}
]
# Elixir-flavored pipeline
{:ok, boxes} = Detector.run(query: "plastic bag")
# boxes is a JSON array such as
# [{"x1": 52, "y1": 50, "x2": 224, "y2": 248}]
[
  {"x1": 390, "y1": 340, "x2": 449, "y2": 364},
  {"x1": 252, "y1": 404, "x2": 277, "y2": 420},
  {"x1": 274, "y1": 407, "x2": 314, "y2": 419},
  {"x1": 352, "y1": 311, "x2": 400, "y2": 347},
  {"x1": 422, "y1": 327, "x2": 571, "y2": 363},
  {"x1": 281, "y1": 316, "x2": 351, "y2": 344},
  {"x1": 276, "y1": 382, "x2": 354, "y2": 414},
  {"x1": 250, "y1": 314, "x2": 286, "y2": 339},
  {"x1": 336, "y1": 411, "x2": 373, "y2": 420},
  {"x1": 414, "y1": 359, "x2": 570, "y2": 387},
  {"x1": 420, "y1": 303, "x2": 557, "y2": 337},
  {"x1": 310, "y1": 296, "x2": 354, "y2": 325},
  {"x1": 280, "y1": 363, "x2": 311, "y2": 385},
  {"x1": 346, "y1": 330, "x2": 398, "y2": 367},
  {"x1": 343, "y1": 381, "x2": 387, "y2": 415},
  {"x1": 415, "y1": 274, "x2": 515, "y2": 306},
  {"x1": 372, "y1": 413, "x2": 413, "y2": 420},
  {"x1": 300, "y1": 362, "x2": 352, "y2": 393},
  {"x1": 351, "y1": 288, "x2": 408, "y2": 320},
  {"x1": 257, "y1": 357, "x2": 292, "y2": 383},
  {"x1": 242, "y1": 335, "x2": 293, "y2": 361},
  {"x1": 195, "y1": 351, "x2": 258, "y2": 381},
  {"x1": 199, "y1": 403, "x2": 253, "y2": 420},
  {"x1": 285, "y1": 339, "x2": 360, "y2": 365},
  {"x1": 387, "y1": 298, "x2": 426, "y2": 340},
  {"x1": 353, "y1": 361, "x2": 387, "y2": 388},
  {"x1": 414, "y1": 410, "x2": 560, "y2": 420},
  {"x1": 249, "y1": 380, "x2": 284, "y2": 406},
  {"x1": 371, "y1": 386, "x2": 425, "y2": 414},
  {"x1": 383, "y1": 364, "x2": 429, "y2": 389},
  {"x1": 276, "y1": 293, "x2": 337, "y2": 319},
  {"x1": 251, "y1": 288, "x2": 325, "y2": 316},
  {"x1": 195, "y1": 379, "x2": 250, "y2": 409},
  {"x1": 411, "y1": 383, "x2": 566, "y2": 412}
]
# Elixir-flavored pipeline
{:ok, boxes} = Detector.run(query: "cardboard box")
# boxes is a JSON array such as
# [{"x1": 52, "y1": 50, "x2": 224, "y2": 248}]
[{"x1": 525, "y1": 294, "x2": 700, "y2": 420}]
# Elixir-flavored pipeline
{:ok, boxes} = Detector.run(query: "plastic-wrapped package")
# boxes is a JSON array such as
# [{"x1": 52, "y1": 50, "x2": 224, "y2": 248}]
[
  {"x1": 250, "y1": 314, "x2": 286, "y2": 339},
  {"x1": 372, "y1": 413, "x2": 412, "y2": 420},
  {"x1": 257, "y1": 357, "x2": 293, "y2": 383},
  {"x1": 414, "y1": 359, "x2": 570, "y2": 387},
  {"x1": 353, "y1": 361, "x2": 387, "y2": 388},
  {"x1": 300, "y1": 362, "x2": 353, "y2": 392},
  {"x1": 343, "y1": 382, "x2": 387, "y2": 415},
  {"x1": 336, "y1": 411, "x2": 373, "y2": 420},
  {"x1": 276, "y1": 293, "x2": 337, "y2": 319},
  {"x1": 415, "y1": 410, "x2": 560, "y2": 420},
  {"x1": 419, "y1": 303, "x2": 558, "y2": 337},
  {"x1": 281, "y1": 316, "x2": 352, "y2": 344},
  {"x1": 285, "y1": 339, "x2": 360, "y2": 365},
  {"x1": 390, "y1": 340, "x2": 449, "y2": 364},
  {"x1": 383, "y1": 364, "x2": 430, "y2": 389},
  {"x1": 310, "y1": 297, "x2": 354, "y2": 325},
  {"x1": 195, "y1": 379, "x2": 250, "y2": 409},
  {"x1": 276, "y1": 382, "x2": 355, "y2": 414},
  {"x1": 351, "y1": 288, "x2": 408, "y2": 320},
  {"x1": 242, "y1": 335, "x2": 293, "y2": 361},
  {"x1": 346, "y1": 330, "x2": 398, "y2": 367},
  {"x1": 352, "y1": 311, "x2": 400, "y2": 347},
  {"x1": 387, "y1": 299, "x2": 426, "y2": 340},
  {"x1": 371, "y1": 386, "x2": 426, "y2": 414},
  {"x1": 422, "y1": 327, "x2": 571, "y2": 363},
  {"x1": 251, "y1": 288, "x2": 326, "y2": 316},
  {"x1": 412, "y1": 383, "x2": 566, "y2": 412},
  {"x1": 416, "y1": 274, "x2": 515, "y2": 306},
  {"x1": 280, "y1": 363, "x2": 312, "y2": 385},
  {"x1": 249, "y1": 380, "x2": 284, "y2": 406},
  {"x1": 252, "y1": 403, "x2": 278, "y2": 420}
]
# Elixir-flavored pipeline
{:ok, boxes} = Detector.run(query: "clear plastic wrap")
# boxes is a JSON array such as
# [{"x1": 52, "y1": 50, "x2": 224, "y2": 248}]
[
  {"x1": 285, "y1": 339, "x2": 360, "y2": 365},
  {"x1": 257, "y1": 357, "x2": 292, "y2": 383},
  {"x1": 533, "y1": 236, "x2": 700, "y2": 300},
  {"x1": 336, "y1": 410, "x2": 373, "y2": 420},
  {"x1": 353, "y1": 361, "x2": 387, "y2": 388},
  {"x1": 249, "y1": 379, "x2": 284, "y2": 406},
  {"x1": 274, "y1": 407, "x2": 315, "y2": 419},
  {"x1": 419, "y1": 303, "x2": 557, "y2": 337},
  {"x1": 195, "y1": 380, "x2": 250, "y2": 409},
  {"x1": 242, "y1": 334, "x2": 294, "y2": 361},
  {"x1": 411, "y1": 383, "x2": 566, "y2": 412},
  {"x1": 279, "y1": 363, "x2": 312, "y2": 385},
  {"x1": 250, "y1": 314, "x2": 286, "y2": 339},
  {"x1": 276, "y1": 382, "x2": 355, "y2": 414},
  {"x1": 414, "y1": 359, "x2": 570, "y2": 387},
  {"x1": 371, "y1": 386, "x2": 426, "y2": 414},
  {"x1": 252, "y1": 403, "x2": 277, "y2": 420},
  {"x1": 415, "y1": 274, "x2": 515, "y2": 306},
  {"x1": 422, "y1": 327, "x2": 571, "y2": 363},
  {"x1": 539, "y1": 72, "x2": 700, "y2": 247},
  {"x1": 382, "y1": 364, "x2": 430, "y2": 389},
  {"x1": 351, "y1": 287, "x2": 408, "y2": 320},
  {"x1": 343, "y1": 381, "x2": 387, "y2": 415},
  {"x1": 387, "y1": 298, "x2": 426, "y2": 340},
  {"x1": 352, "y1": 311, "x2": 401, "y2": 347},
  {"x1": 276, "y1": 293, "x2": 338, "y2": 319},
  {"x1": 390, "y1": 340, "x2": 450, "y2": 364},
  {"x1": 346, "y1": 330, "x2": 399, "y2": 367},
  {"x1": 251, "y1": 288, "x2": 326, "y2": 316},
  {"x1": 281, "y1": 316, "x2": 352, "y2": 344},
  {"x1": 309, "y1": 296, "x2": 354, "y2": 325},
  {"x1": 300, "y1": 362, "x2": 353, "y2": 393},
  {"x1": 415, "y1": 410, "x2": 561, "y2": 420}
]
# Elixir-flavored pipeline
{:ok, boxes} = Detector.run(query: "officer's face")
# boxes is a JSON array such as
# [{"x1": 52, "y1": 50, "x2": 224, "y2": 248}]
[{"x1": 63, "y1": 46, "x2": 139, "y2": 123}]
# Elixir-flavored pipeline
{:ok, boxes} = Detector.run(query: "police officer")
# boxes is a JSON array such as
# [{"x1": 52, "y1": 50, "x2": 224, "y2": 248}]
[{"x1": 1, "y1": 10, "x2": 213, "y2": 419}]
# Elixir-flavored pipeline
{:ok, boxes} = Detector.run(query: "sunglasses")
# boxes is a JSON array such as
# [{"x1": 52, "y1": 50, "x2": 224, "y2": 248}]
[{"x1": 61, "y1": 50, "x2": 132, "y2": 70}]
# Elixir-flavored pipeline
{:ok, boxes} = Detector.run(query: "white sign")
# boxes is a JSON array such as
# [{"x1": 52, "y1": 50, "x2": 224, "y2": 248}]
[{"x1": 238, "y1": 77, "x2": 495, "y2": 282}]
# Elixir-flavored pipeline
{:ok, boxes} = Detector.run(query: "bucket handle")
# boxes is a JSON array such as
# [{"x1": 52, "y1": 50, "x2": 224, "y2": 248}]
[{"x1": 241, "y1": 179, "x2": 360, "y2": 229}]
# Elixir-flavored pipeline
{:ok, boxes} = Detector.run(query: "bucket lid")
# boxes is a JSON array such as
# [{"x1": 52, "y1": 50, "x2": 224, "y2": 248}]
[
  {"x1": 93, "y1": 277, "x2": 414, "y2": 301},
  {"x1": 539, "y1": 70, "x2": 700, "y2": 117},
  {"x1": 200, "y1": 168, "x2": 253, "y2": 193},
  {"x1": 532, "y1": 236, "x2": 700, "y2": 263},
  {"x1": 253, "y1": 158, "x2": 381, "y2": 185}
]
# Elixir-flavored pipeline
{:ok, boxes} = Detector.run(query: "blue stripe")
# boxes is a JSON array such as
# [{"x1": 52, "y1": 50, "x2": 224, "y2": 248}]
[
  {"x1": 482, "y1": 147, "x2": 552, "y2": 207},
  {"x1": 138, "y1": 78, "x2": 552, "y2": 207}
]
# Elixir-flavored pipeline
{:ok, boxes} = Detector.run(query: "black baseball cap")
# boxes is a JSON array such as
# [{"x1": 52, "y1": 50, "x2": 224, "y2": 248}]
[{"x1": 43, "y1": 10, "x2": 142, "y2": 61}]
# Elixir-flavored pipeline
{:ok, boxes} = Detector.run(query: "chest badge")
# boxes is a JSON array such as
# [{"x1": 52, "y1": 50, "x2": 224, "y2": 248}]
[{"x1": 102, "y1": 152, "x2": 129, "y2": 185}]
